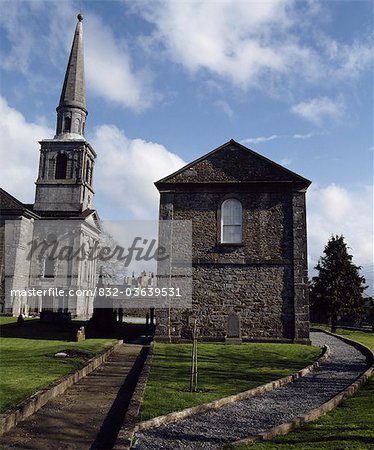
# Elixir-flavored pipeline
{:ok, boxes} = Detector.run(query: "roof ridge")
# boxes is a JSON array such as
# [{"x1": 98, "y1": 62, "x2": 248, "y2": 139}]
[{"x1": 155, "y1": 140, "x2": 311, "y2": 186}]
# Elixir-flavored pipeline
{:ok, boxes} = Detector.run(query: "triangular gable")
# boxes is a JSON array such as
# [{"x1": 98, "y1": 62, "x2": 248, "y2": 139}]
[
  {"x1": 0, "y1": 188, "x2": 39, "y2": 218},
  {"x1": 82, "y1": 209, "x2": 102, "y2": 232},
  {"x1": 155, "y1": 140, "x2": 311, "y2": 187}
]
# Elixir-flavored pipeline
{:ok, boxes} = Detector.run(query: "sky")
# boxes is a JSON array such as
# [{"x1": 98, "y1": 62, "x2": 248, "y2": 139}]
[{"x1": 0, "y1": 0, "x2": 373, "y2": 293}]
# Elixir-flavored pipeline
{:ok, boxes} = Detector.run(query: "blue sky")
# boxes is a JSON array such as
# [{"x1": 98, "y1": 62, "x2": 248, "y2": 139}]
[{"x1": 0, "y1": 0, "x2": 373, "y2": 291}]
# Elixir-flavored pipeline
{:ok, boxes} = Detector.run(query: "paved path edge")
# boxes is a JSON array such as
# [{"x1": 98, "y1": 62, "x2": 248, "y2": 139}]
[
  {"x1": 113, "y1": 342, "x2": 155, "y2": 450},
  {"x1": 134, "y1": 343, "x2": 331, "y2": 434},
  {"x1": 232, "y1": 330, "x2": 374, "y2": 446},
  {"x1": 0, "y1": 339, "x2": 124, "y2": 436}
]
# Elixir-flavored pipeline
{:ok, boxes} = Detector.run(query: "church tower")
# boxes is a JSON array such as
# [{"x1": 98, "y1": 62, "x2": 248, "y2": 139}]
[{"x1": 34, "y1": 14, "x2": 96, "y2": 213}]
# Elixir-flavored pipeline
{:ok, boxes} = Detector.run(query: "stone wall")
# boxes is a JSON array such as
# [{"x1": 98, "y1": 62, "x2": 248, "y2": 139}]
[
  {"x1": 155, "y1": 142, "x2": 311, "y2": 343},
  {"x1": 172, "y1": 191, "x2": 293, "y2": 262},
  {"x1": 3, "y1": 217, "x2": 34, "y2": 316},
  {"x1": 156, "y1": 189, "x2": 301, "y2": 341},
  {"x1": 292, "y1": 192, "x2": 310, "y2": 343},
  {"x1": 185, "y1": 264, "x2": 294, "y2": 339}
]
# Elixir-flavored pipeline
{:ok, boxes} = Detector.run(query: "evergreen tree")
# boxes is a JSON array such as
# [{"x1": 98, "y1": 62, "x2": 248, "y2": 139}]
[{"x1": 310, "y1": 235, "x2": 367, "y2": 332}]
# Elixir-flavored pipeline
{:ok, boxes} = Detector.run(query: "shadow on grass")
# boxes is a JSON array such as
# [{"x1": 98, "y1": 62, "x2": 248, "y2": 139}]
[
  {"x1": 0, "y1": 319, "x2": 85, "y2": 341},
  {"x1": 86, "y1": 323, "x2": 155, "y2": 344},
  {"x1": 0, "y1": 320, "x2": 155, "y2": 343}
]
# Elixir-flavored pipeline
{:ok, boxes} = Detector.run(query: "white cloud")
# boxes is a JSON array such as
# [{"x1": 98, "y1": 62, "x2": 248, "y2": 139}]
[
  {"x1": 0, "y1": 2, "x2": 39, "y2": 73},
  {"x1": 0, "y1": 97, "x2": 53, "y2": 202},
  {"x1": 130, "y1": 0, "x2": 372, "y2": 93},
  {"x1": 92, "y1": 125, "x2": 185, "y2": 219},
  {"x1": 280, "y1": 157, "x2": 292, "y2": 166},
  {"x1": 213, "y1": 100, "x2": 234, "y2": 118},
  {"x1": 291, "y1": 96, "x2": 345, "y2": 126},
  {"x1": 0, "y1": 1, "x2": 72, "y2": 80},
  {"x1": 307, "y1": 184, "x2": 373, "y2": 285},
  {"x1": 242, "y1": 135, "x2": 282, "y2": 145},
  {"x1": 0, "y1": 3, "x2": 156, "y2": 112},
  {"x1": 1, "y1": 1, "x2": 371, "y2": 113},
  {"x1": 242, "y1": 132, "x2": 316, "y2": 145},
  {"x1": 292, "y1": 132, "x2": 316, "y2": 139},
  {"x1": 316, "y1": 33, "x2": 373, "y2": 80},
  {"x1": 85, "y1": 14, "x2": 156, "y2": 111},
  {"x1": 131, "y1": 0, "x2": 301, "y2": 89}
]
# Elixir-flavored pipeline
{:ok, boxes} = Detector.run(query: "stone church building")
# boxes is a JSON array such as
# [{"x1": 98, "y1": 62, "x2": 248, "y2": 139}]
[
  {"x1": 0, "y1": 15, "x2": 100, "y2": 318},
  {"x1": 155, "y1": 141, "x2": 311, "y2": 344}
]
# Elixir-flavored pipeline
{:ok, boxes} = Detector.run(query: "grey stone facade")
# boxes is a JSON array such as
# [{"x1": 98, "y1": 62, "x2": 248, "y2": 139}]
[
  {"x1": 155, "y1": 140, "x2": 311, "y2": 343},
  {"x1": 0, "y1": 191, "x2": 38, "y2": 315}
]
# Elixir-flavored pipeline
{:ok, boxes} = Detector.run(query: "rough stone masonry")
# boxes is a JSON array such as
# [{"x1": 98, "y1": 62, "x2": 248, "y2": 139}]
[{"x1": 154, "y1": 140, "x2": 311, "y2": 344}]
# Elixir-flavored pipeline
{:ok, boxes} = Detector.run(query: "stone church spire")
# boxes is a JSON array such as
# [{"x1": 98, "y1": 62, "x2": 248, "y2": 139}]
[
  {"x1": 55, "y1": 14, "x2": 87, "y2": 139},
  {"x1": 35, "y1": 14, "x2": 96, "y2": 213}
]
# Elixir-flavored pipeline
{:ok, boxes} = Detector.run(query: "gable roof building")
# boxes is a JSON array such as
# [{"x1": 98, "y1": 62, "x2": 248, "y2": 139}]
[{"x1": 155, "y1": 140, "x2": 311, "y2": 344}]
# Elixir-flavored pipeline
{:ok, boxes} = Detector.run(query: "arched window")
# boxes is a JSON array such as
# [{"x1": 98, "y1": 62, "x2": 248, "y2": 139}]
[
  {"x1": 44, "y1": 256, "x2": 55, "y2": 278},
  {"x1": 221, "y1": 199, "x2": 242, "y2": 244},
  {"x1": 55, "y1": 153, "x2": 67, "y2": 179},
  {"x1": 63, "y1": 117, "x2": 71, "y2": 132}
]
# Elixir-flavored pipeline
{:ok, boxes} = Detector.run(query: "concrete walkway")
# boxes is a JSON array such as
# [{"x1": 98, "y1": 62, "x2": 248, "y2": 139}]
[
  {"x1": 135, "y1": 332, "x2": 369, "y2": 449},
  {"x1": 0, "y1": 343, "x2": 143, "y2": 450}
]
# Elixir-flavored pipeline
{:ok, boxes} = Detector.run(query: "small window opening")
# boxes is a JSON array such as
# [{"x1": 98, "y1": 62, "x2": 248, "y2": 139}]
[
  {"x1": 63, "y1": 117, "x2": 72, "y2": 132},
  {"x1": 55, "y1": 153, "x2": 68, "y2": 179},
  {"x1": 44, "y1": 257, "x2": 55, "y2": 278}
]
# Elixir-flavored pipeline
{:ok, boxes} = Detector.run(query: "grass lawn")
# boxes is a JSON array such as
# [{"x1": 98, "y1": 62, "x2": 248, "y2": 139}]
[
  {"x1": 0, "y1": 317, "x2": 34, "y2": 325},
  {"x1": 312, "y1": 324, "x2": 374, "y2": 351},
  {"x1": 229, "y1": 327, "x2": 374, "y2": 450},
  {"x1": 139, "y1": 342, "x2": 321, "y2": 422},
  {"x1": 0, "y1": 317, "x2": 115, "y2": 413}
]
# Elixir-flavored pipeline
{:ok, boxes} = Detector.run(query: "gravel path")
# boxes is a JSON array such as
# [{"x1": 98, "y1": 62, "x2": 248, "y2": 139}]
[{"x1": 135, "y1": 332, "x2": 369, "y2": 449}]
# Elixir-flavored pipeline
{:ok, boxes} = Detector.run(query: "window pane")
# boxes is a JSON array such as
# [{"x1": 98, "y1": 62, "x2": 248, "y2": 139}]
[
  {"x1": 222, "y1": 199, "x2": 242, "y2": 225},
  {"x1": 222, "y1": 225, "x2": 242, "y2": 243},
  {"x1": 44, "y1": 257, "x2": 55, "y2": 278},
  {"x1": 221, "y1": 199, "x2": 242, "y2": 243}
]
